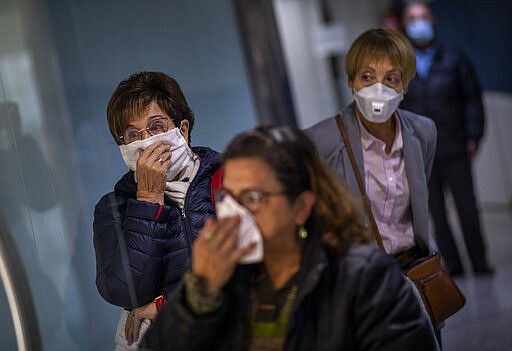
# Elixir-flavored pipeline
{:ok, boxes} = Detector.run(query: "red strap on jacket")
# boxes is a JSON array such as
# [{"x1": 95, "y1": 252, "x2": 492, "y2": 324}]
[
  {"x1": 154, "y1": 204, "x2": 164, "y2": 220},
  {"x1": 154, "y1": 292, "x2": 167, "y2": 311},
  {"x1": 210, "y1": 166, "x2": 223, "y2": 206}
]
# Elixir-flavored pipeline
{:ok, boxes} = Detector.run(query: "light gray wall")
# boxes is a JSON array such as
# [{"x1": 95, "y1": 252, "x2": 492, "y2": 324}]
[{"x1": 475, "y1": 92, "x2": 512, "y2": 207}]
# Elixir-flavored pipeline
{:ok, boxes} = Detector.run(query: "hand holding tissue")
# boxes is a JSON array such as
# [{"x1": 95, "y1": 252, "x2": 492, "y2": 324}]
[{"x1": 215, "y1": 193, "x2": 263, "y2": 264}]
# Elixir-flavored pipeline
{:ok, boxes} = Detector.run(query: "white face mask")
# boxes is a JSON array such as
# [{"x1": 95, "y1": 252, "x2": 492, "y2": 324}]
[
  {"x1": 119, "y1": 127, "x2": 194, "y2": 181},
  {"x1": 406, "y1": 19, "x2": 435, "y2": 46},
  {"x1": 215, "y1": 193, "x2": 263, "y2": 264},
  {"x1": 354, "y1": 82, "x2": 404, "y2": 123}
]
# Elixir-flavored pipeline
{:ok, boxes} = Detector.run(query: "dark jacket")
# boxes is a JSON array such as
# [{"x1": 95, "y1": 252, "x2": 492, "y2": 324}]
[
  {"x1": 400, "y1": 41, "x2": 485, "y2": 157},
  {"x1": 143, "y1": 238, "x2": 437, "y2": 351},
  {"x1": 94, "y1": 147, "x2": 221, "y2": 309}
]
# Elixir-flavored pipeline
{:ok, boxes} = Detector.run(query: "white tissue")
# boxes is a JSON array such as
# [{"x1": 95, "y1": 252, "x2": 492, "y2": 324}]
[{"x1": 215, "y1": 194, "x2": 263, "y2": 264}]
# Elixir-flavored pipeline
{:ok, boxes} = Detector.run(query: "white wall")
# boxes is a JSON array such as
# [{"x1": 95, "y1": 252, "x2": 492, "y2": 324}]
[{"x1": 273, "y1": 0, "x2": 339, "y2": 128}]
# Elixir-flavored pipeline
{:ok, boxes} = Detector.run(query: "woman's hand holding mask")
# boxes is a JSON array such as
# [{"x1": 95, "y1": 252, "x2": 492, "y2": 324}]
[
  {"x1": 136, "y1": 142, "x2": 171, "y2": 204},
  {"x1": 192, "y1": 217, "x2": 257, "y2": 298}
]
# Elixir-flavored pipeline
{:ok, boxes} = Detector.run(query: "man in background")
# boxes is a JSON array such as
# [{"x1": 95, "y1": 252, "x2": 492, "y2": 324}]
[{"x1": 400, "y1": 1, "x2": 493, "y2": 276}]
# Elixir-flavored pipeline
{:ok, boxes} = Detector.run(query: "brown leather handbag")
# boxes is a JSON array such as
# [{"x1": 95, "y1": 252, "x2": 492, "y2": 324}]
[
  {"x1": 335, "y1": 114, "x2": 466, "y2": 328},
  {"x1": 405, "y1": 252, "x2": 466, "y2": 327}
]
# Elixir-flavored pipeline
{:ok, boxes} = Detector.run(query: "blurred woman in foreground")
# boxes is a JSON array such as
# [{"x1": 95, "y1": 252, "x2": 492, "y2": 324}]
[{"x1": 143, "y1": 126, "x2": 437, "y2": 351}]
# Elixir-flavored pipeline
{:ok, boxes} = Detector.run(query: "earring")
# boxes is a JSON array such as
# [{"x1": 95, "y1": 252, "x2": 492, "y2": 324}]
[{"x1": 298, "y1": 226, "x2": 308, "y2": 240}]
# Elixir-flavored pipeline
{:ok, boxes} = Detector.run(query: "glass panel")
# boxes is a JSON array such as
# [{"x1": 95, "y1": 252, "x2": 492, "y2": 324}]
[
  {"x1": 0, "y1": 81, "x2": 20, "y2": 351},
  {"x1": 0, "y1": 53, "x2": 41, "y2": 350},
  {"x1": 0, "y1": 2, "x2": 56, "y2": 349},
  {"x1": 0, "y1": 281, "x2": 17, "y2": 350},
  {"x1": 0, "y1": 0, "x2": 259, "y2": 349},
  {"x1": 0, "y1": 219, "x2": 42, "y2": 351}
]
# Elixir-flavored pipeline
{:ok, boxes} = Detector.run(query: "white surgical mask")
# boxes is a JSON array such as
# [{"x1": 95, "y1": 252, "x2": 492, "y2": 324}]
[
  {"x1": 119, "y1": 127, "x2": 195, "y2": 181},
  {"x1": 354, "y1": 83, "x2": 403, "y2": 123},
  {"x1": 406, "y1": 19, "x2": 434, "y2": 46},
  {"x1": 215, "y1": 193, "x2": 263, "y2": 264}
]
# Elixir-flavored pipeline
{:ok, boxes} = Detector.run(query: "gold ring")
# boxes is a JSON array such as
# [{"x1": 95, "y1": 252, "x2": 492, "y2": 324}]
[
  {"x1": 158, "y1": 158, "x2": 164, "y2": 165},
  {"x1": 204, "y1": 231, "x2": 215, "y2": 241}
]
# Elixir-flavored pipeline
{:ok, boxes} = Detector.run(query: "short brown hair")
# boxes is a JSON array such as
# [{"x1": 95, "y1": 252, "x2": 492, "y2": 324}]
[
  {"x1": 345, "y1": 28, "x2": 416, "y2": 89},
  {"x1": 107, "y1": 71, "x2": 195, "y2": 145}
]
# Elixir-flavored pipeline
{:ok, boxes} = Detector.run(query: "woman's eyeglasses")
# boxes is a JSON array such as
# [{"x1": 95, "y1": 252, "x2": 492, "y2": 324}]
[
  {"x1": 214, "y1": 188, "x2": 285, "y2": 213},
  {"x1": 120, "y1": 116, "x2": 173, "y2": 144}
]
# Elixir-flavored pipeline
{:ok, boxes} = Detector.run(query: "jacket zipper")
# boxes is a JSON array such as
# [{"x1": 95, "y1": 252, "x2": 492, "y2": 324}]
[{"x1": 180, "y1": 207, "x2": 193, "y2": 253}]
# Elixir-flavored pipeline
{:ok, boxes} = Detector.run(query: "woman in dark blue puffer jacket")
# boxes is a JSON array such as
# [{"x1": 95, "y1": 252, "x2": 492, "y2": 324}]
[{"x1": 93, "y1": 71, "x2": 221, "y2": 349}]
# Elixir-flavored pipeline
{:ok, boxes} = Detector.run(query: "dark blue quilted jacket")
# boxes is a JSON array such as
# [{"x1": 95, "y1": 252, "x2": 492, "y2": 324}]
[{"x1": 94, "y1": 147, "x2": 221, "y2": 309}]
